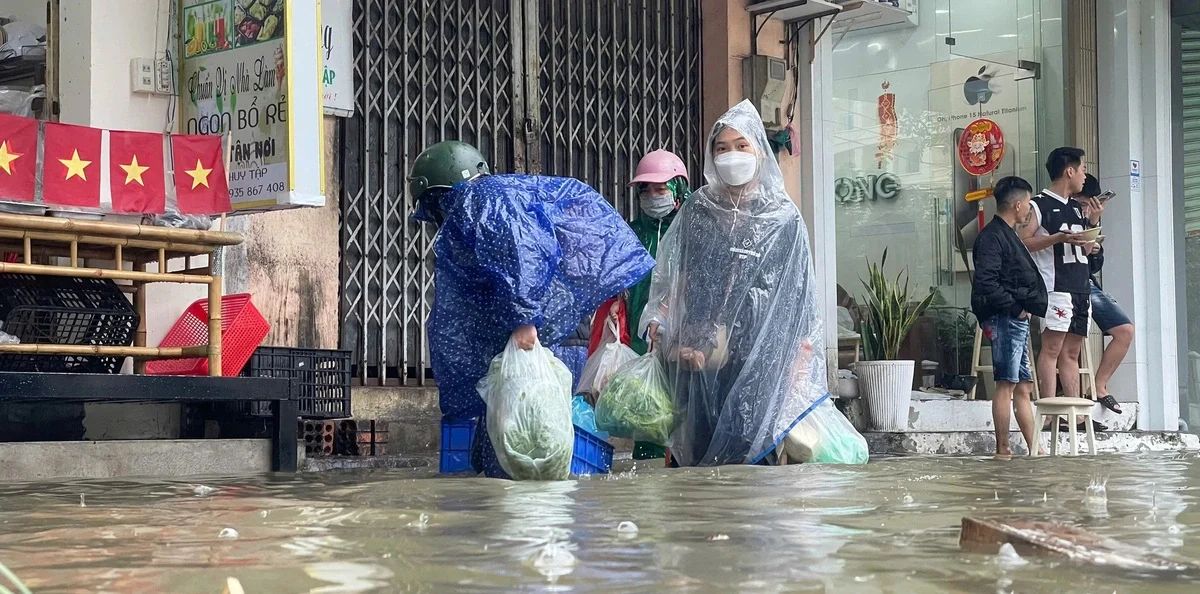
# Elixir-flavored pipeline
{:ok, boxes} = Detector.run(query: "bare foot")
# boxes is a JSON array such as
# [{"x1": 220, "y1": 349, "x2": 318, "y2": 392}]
[{"x1": 996, "y1": 446, "x2": 1013, "y2": 458}]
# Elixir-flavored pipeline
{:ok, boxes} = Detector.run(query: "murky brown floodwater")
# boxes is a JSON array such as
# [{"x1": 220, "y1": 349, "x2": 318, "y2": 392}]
[{"x1": 1, "y1": 454, "x2": 1199, "y2": 593}]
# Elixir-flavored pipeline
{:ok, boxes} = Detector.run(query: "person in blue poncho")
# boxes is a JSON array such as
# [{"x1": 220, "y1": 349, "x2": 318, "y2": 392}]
[{"x1": 409, "y1": 141, "x2": 655, "y2": 479}]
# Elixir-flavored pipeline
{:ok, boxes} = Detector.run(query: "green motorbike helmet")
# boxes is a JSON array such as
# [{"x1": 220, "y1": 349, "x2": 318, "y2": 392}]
[{"x1": 408, "y1": 141, "x2": 491, "y2": 202}]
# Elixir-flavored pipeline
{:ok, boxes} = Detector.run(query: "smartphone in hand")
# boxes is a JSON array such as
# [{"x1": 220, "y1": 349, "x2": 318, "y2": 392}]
[{"x1": 1097, "y1": 190, "x2": 1117, "y2": 204}]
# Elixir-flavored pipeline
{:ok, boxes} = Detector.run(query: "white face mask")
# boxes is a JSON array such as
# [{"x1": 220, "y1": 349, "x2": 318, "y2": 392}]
[
  {"x1": 713, "y1": 152, "x2": 758, "y2": 187},
  {"x1": 639, "y1": 193, "x2": 675, "y2": 219}
]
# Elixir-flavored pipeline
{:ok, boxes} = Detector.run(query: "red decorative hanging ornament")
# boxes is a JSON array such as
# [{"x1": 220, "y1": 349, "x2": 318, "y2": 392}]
[
  {"x1": 876, "y1": 81, "x2": 897, "y2": 169},
  {"x1": 957, "y1": 118, "x2": 1005, "y2": 177}
]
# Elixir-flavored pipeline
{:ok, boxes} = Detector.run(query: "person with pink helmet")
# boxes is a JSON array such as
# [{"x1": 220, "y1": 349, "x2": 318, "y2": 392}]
[{"x1": 587, "y1": 149, "x2": 691, "y2": 461}]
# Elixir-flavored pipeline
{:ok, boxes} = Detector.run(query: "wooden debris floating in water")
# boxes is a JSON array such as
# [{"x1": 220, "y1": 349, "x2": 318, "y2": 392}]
[{"x1": 960, "y1": 517, "x2": 1198, "y2": 574}]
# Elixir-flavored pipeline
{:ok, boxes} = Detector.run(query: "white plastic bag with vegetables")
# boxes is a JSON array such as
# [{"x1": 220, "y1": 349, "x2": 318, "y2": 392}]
[
  {"x1": 780, "y1": 342, "x2": 868, "y2": 465},
  {"x1": 595, "y1": 352, "x2": 675, "y2": 445},
  {"x1": 576, "y1": 318, "x2": 638, "y2": 398},
  {"x1": 476, "y1": 337, "x2": 575, "y2": 480},
  {"x1": 783, "y1": 403, "x2": 869, "y2": 464}
]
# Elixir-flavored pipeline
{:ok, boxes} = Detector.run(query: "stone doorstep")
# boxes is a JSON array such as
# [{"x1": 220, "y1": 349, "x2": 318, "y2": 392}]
[
  {"x1": 905, "y1": 397, "x2": 1138, "y2": 432},
  {"x1": 348, "y1": 386, "x2": 638, "y2": 456},
  {"x1": 0, "y1": 439, "x2": 272, "y2": 482},
  {"x1": 865, "y1": 430, "x2": 1200, "y2": 456},
  {"x1": 300, "y1": 430, "x2": 1199, "y2": 474}
]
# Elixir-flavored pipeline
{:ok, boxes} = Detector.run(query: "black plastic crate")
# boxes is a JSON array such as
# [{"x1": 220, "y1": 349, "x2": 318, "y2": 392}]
[
  {"x1": 0, "y1": 275, "x2": 138, "y2": 373},
  {"x1": 241, "y1": 347, "x2": 352, "y2": 419}
]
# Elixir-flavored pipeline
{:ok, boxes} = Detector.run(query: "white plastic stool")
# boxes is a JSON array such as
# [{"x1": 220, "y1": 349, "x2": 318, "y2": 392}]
[{"x1": 1034, "y1": 396, "x2": 1097, "y2": 456}]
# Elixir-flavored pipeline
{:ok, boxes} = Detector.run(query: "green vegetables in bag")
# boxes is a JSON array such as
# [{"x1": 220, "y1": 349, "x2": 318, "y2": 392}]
[
  {"x1": 595, "y1": 354, "x2": 674, "y2": 445},
  {"x1": 478, "y1": 341, "x2": 575, "y2": 481}
]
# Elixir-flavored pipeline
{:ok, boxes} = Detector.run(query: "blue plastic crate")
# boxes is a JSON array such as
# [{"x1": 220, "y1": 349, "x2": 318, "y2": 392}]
[
  {"x1": 440, "y1": 418, "x2": 477, "y2": 474},
  {"x1": 571, "y1": 424, "x2": 614, "y2": 476},
  {"x1": 441, "y1": 418, "x2": 613, "y2": 476}
]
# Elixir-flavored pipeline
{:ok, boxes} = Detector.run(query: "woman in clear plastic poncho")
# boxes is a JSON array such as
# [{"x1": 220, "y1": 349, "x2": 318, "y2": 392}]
[{"x1": 640, "y1": 100, "x2": 832, "y2": 467}]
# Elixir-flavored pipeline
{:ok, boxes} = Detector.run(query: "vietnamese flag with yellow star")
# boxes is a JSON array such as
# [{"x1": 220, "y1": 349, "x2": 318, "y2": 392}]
[
  {"x1": 109, "y1": 130, "x2": 166, "y2": 214},
  {"x1": 170, "y1": 134, "x2": 230, "y2": 214},
  {"x1": 0, "y1": 114, "x2": 39, "y2": 202},
  {"x1": 42, "y1": 122, "x2": 102, "y2": 208}
]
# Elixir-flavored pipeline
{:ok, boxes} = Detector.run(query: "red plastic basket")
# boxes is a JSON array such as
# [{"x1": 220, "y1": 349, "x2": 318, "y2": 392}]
[{"x1": 145, "y1": 293, "x2": 270, "y2": 377}]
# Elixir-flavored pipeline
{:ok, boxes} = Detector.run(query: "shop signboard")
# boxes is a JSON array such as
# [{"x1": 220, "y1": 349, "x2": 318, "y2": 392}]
[
  {"x1": 834, "y1": 172, "x2": 902, "y2": 204},
  {"x1": 322, "y1": 0, "x2": 354, "y2": 117},
  {"x1": 179, "y1": 0, "x2": 325, "y2": 211}
]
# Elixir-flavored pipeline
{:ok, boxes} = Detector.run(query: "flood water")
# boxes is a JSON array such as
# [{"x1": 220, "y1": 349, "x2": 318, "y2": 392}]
[{"x1": 2, "y1": 454, "x2": 1200, "y2": 593}]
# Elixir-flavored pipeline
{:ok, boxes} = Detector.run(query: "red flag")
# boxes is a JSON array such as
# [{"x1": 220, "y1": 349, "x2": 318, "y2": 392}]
[
  {"x1": 109, "y1": 130, "x2": 166, "y2": 214},
  {"x1": 170, "y1": 134, "x2": 231, "y2": 214},
  {"x1": 42, "y1": 122, "x2": 102, "y2": 208},
  {"x1": 0, "y1": 114, "x2": 39, "y2": 202}
]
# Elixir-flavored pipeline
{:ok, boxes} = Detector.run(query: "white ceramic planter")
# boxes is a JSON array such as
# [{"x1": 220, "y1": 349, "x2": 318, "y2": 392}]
[{"x1": 857, "y1": 360, "x2": 914, "y2": 431}]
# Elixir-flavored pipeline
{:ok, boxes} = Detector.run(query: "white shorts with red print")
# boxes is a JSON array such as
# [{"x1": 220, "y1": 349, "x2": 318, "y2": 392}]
[{"x1": 1041, "y1": 291, "x2": 1091, "y2": 337}]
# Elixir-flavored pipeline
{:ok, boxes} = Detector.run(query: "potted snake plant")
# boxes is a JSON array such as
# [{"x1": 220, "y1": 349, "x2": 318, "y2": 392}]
[{"x1": 857, "y1": 250, "x2": 934, "y2": 431}]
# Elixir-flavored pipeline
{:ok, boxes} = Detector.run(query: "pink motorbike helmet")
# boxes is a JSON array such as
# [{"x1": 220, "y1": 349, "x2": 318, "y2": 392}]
[{"x1": 629, "y1": 150, "x2": 689, "y2": 186}]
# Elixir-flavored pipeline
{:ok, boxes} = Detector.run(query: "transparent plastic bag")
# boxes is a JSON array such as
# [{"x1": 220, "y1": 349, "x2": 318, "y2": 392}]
[
  {"x1": 635, "y1": 100, "x2": 832, "y2": 466},
  {"x1": 783, "y1": 401, "x2": 869, "y2": 464},
  {"x1": 571, "y1": 394, "x2": 608, "y2": 440},
  {"x1": 595, "y1": 352, "x2": 674, "y2": 445},
  {"x1": 0, "y1": 88, "x2": 31, "y2": 116},
  {"x1": 149, "y1": 212, "x2": 214, "y2": 230},
  {"x1": 576, "y1": 318, "x2": 638, "y2": 397},
  {"x1": 0, "y1": 322, "x2": 19, "y2": 345},
  {"x1": 476, "y1": 338, "x2": 575, "y2": 481}
]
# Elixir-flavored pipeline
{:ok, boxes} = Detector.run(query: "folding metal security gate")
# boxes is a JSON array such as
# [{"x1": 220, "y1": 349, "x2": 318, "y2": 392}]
[{"x1": 341, "y1": 0, "x2": 702, "y2": 385}]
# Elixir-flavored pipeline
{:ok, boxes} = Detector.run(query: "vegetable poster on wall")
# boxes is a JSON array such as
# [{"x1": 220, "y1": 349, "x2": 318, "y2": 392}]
[{"x1": 178, "y1": 0, "x2": 325, "y2": 211}]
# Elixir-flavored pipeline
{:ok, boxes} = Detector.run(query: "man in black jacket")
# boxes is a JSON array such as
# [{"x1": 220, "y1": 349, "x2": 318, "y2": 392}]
[{"x1": 972, "y1": 176, "x2": 1048, "y2": 456}]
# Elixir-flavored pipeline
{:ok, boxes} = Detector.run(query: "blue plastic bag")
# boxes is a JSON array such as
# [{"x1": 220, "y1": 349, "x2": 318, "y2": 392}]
[{"x1": 572, "y1": 395, "x2": 609, "y2": 440}]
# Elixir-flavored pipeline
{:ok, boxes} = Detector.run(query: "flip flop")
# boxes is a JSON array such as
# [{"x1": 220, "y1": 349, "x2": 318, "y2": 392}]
[{"x1": 1097, "y1": 395, "x2": 1122, "y2": 414}]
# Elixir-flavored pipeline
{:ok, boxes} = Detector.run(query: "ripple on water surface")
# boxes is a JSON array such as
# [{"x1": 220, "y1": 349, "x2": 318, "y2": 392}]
[{"x1": 0, "y1": 454, "x2": 1198, "y2": 592}]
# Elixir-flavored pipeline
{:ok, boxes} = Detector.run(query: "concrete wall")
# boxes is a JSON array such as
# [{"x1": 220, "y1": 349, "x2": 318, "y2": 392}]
[
  {"x1": 1096, "y1": 0, "x2": 1180, "y2": 431},
  {"x1": 0, "y1": 439, "x2": 271, "y2": 481},
  {"x1": 700, "y1": 0, "x2": 803, "y2": 205},
  {"x1": 225, "y1": 116, "x2": 342, "y2": 350},
  {"x1": 55, "y1": 0, "x2": 205, "y2": 353},
  {"x1": 51, "y1": 0, "x2": 193, "y2": 438},
  {"x1": 53, "y1": 0, "x2": 342, "y2": 353},
  {"x1": 35, "y1": 0, "x2": 342, "y2": 439}
]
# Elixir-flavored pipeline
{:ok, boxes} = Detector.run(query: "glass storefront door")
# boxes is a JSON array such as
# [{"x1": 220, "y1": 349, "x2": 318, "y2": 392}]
[{"x1": 831, "y1": 0, "x2": 1064, "y2": 395}]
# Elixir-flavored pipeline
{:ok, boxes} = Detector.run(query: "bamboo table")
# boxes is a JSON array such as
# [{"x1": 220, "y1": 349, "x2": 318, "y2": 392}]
[{"x1": 0, "y1": 213, "x2": 244, "y2": 376}]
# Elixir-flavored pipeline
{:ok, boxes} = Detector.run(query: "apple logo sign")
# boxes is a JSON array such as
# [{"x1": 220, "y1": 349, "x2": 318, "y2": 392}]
[{"x1": 963, "y1": 66, "x2": 998, "y2": 105}]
